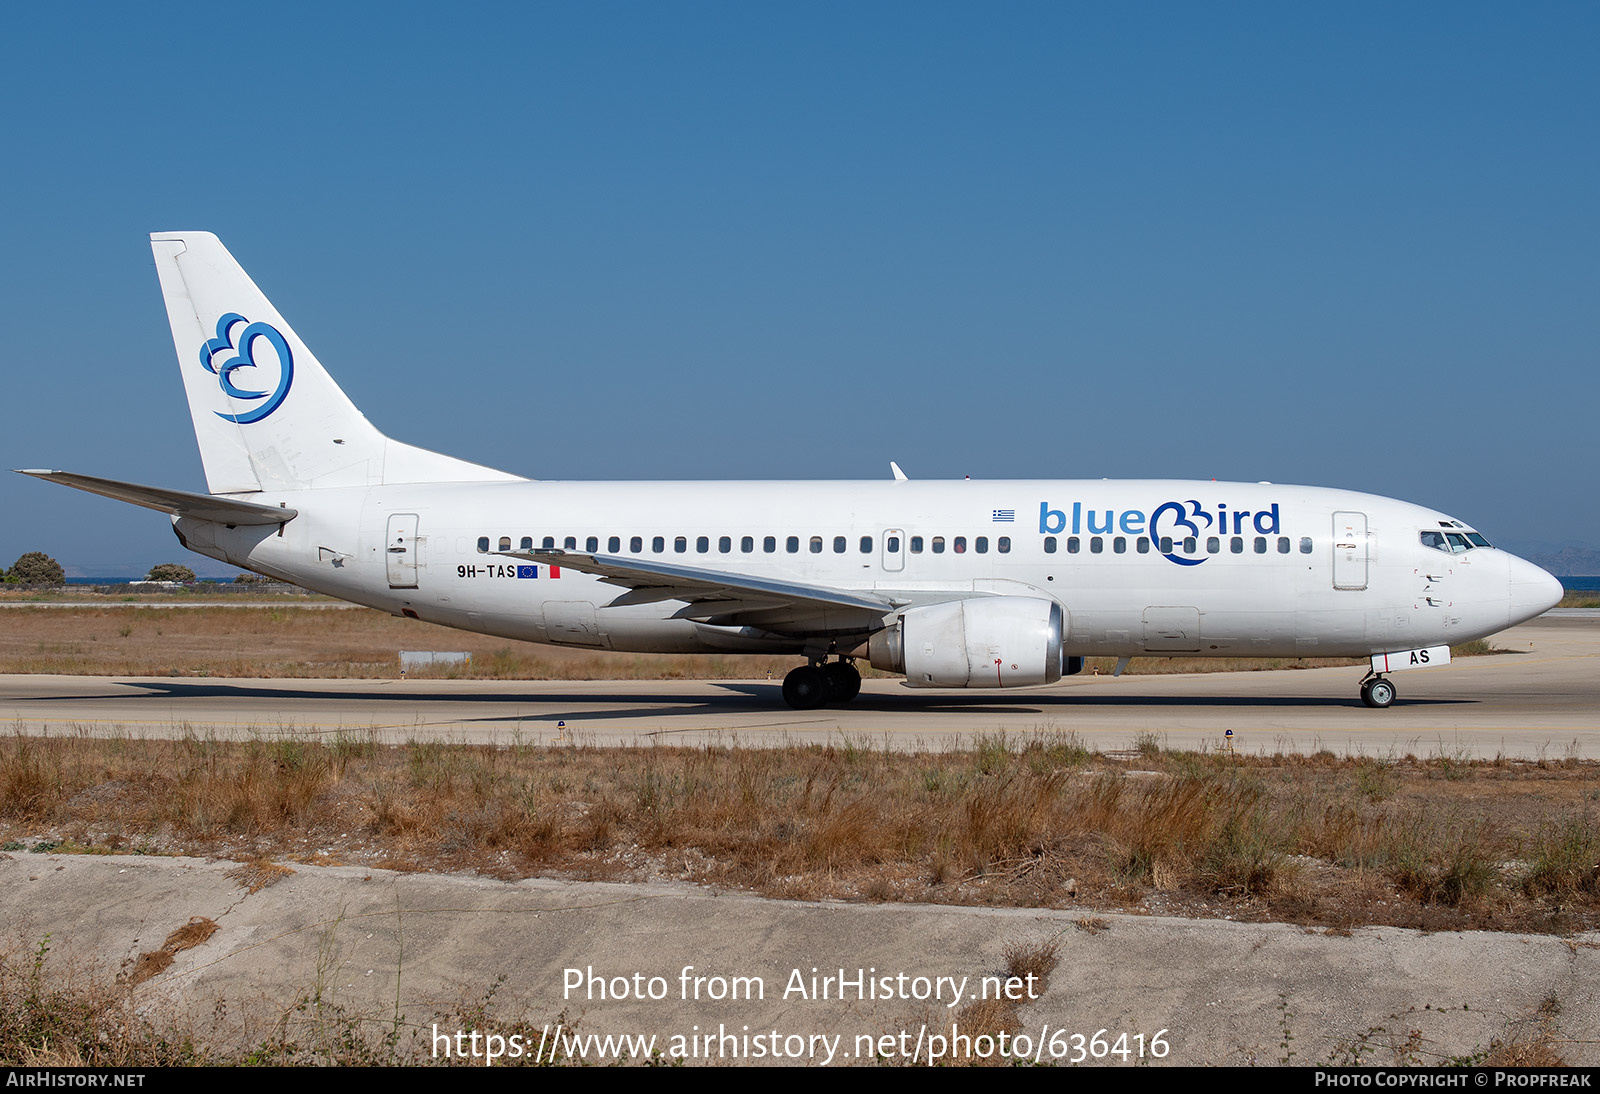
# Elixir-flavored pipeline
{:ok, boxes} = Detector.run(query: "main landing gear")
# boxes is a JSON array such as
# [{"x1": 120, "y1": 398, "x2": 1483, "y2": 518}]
[
  {"x1": 782, "y1": 659, "x2": 862, "y2": 710},
  {"x1": 1359, "y1": 673, "x2": 1397, "y2": 709}
]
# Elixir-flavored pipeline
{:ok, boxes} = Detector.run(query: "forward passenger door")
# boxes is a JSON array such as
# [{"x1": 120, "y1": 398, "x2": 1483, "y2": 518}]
[{"x1": 1332, "y1": 511, "x2": 1369, "y2": 590}]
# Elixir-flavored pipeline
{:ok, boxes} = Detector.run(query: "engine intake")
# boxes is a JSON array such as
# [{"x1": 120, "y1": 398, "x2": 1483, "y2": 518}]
[{"x1": 869, "y1": 597, "x2": 1067, "y2": 688}]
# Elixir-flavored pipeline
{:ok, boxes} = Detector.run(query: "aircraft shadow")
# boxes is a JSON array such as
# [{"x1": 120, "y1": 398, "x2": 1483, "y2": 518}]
[{"x1": 3, "y1": 679, "x2": 1475, "y2": 727}]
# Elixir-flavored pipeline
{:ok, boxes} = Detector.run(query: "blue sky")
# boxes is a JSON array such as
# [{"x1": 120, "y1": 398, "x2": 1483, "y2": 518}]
[{"x1": 2, "y1": 3, "x2": 1595, "y2": 575}]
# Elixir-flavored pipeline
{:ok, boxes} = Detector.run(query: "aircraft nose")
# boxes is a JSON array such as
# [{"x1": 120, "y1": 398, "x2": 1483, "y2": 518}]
[{"x1": 1506, "y1": 554, "x2": 1563, "y2": 624}]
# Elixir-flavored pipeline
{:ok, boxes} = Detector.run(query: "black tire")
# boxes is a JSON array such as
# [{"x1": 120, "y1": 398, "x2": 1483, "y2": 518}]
[
  {"x1": 824, "y1": 661, "x2": 862, "y2": 703},
  {"x1": 1361, "y1": 677, "x2": 1397, "y2": 709},
  {"x1": 782, "y1": 665, "x2": 831, "y2": 710}
]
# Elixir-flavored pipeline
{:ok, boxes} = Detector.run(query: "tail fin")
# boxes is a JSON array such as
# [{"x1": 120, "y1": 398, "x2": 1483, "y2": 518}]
[{"x1": 150, "y1": 232, "x2": 523, "y2": 494}]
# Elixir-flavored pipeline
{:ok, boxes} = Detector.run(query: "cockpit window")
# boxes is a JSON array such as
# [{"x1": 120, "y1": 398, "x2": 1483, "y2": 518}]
[{"x1": 1423, "y1": 528, "x2": 1492, "y2": 552}]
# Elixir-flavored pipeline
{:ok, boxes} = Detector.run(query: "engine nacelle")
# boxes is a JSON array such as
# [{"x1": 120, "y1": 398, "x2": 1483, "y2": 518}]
[{"x1": 869, "y1": 597, "x2": 1067, "y2": 688}]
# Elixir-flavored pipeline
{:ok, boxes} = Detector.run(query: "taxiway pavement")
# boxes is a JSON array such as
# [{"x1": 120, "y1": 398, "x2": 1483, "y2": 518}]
[{"x1": 1, "y1": 615, "x2": 1593, "y2": 758}]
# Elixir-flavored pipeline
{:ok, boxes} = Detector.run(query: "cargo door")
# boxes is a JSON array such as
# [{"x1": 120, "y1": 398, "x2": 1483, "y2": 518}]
[
  {"x1": 1142, "y1": 606, "x2": 1200, "y2": 652},
  {"x1": 543, "y1": 601, "x2": 609, "y2": 648}
]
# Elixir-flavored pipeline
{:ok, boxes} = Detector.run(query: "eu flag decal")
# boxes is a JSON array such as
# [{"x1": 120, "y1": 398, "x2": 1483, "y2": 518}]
[{"x1": 517, "y1": 565, "x2": 538, "y2": 579}]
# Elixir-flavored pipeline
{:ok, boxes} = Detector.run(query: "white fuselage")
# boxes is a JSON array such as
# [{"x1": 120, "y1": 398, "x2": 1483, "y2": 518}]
[
  {"x1": 31, "y1": 232, "x2": 1563, "y2": 710},
  {"x1": 173, "y1": 478, "x2": 1560, "y2": 661}
]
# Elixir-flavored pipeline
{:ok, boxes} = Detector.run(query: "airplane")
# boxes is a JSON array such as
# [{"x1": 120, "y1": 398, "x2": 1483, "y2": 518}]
[{"x1": 18, "y1": 232, "x2": 1564, "y2": 710}]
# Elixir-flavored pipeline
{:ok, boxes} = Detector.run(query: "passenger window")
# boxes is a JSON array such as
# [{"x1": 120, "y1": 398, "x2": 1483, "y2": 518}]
[
  {"x1": 1044, "y1": 536, "x2": 1057, "y2": 554},
  {"x1": 810, "y1": 536, "x2": 824, "y2": 554},
  {"x1": 741, "y1": 536, "x2": 754, "y2": 553},
  {"x1": 833, "y1": 536, "x2": 847, "y2": 553},
  {"x1": 1254, "y1": 537, "x2": 1267, "y2": 554},
  {"x1": 1090, "y1": 537, "x2": 1103, "y2": 554},
  {"x1": 932, "y1": 536, "x2": 945, "y2": 554},
  {"x1": 586, "y1": 536, "x2": 599, "y2": 552},
  {"x1": 1277, "y1": 537, "x2": 1290, "y2": 554},
  {"x1": 764, "y1": 536, "x2": 777, "y2": 553},
  {"x1": 1183, "y1": 537, "x2": 1197, "y2": 554},
  {"x1": 1067, "y1": 537, "x2": 1080, "y2": 553},
  {"x1": 787, "y1": 536, "x2": 800, "y2": 553},
  {"x1": 497, "y1": 536, "x2": 511, "y2": 552},
  {"x1": 542, "y1": 536, "x2": 556, "y2": 550},
  {"x1": 954, "y1": 536, "x2": 967, "y2": 554},
  {"x1": 652, "y1": 536, "x2": 665, "y2": 552},
  {"x1": 520, "y1": 536, "x2": 533, "y2": 551},
  {"x1": 1230, "y1": 537, "x2": 1243, "y2": 554},
  {"x1": 886, "y1": 535, "x2": 900, "y2": 552},
  {"x1": 675, "y1": 536, "x2": 688, "y2": 553},
  {"x1": 630, "y1": 536, "x2": 643, "y2": 552},
  {"x1": 997, "y1": 537, "x2": 1011, "y2": 553},
  {"x1": 859, "y1": 536, "x2": 873, "y2": 553},
  {"x1": 1299, "y1": 537, "x2": 1313, "y2": 554},
  {"x1": 1206, "y1": 537, "x2": 1220, "y2": 554},
  {"x1": 719, "y1": 536, "x2": 732, "y2": 553},
  {"x1": 696, "y1": 536, "x2": 709, "y2": 553},
  {"x1": 1136, "y1": 537, "x2": 1150, "y2": 554},
  {"x1": 477, "y1": 536, "x2": 489, "y2": 553},
  {"x1": 1160, "y1": 537, "x2": 1173, "y2": 553},
  {"x1": 1113, "y1": 536, "x2": 1127, "y2": 554},
  {"x1": 564, "y1": 536, "x2": 577, "y2": 550},
  {"x1": 608, "y1": 536, "x2": 620, "y2": 553},
  {"x1": 910, "y1": 536, "x2": 924, "y2": 553},
  {"x1": 975, "y1": 537, "x2": 988, "y2": 554}
]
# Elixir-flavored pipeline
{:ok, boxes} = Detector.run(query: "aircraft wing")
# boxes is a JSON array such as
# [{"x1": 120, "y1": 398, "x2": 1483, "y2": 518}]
[
  {"x1": 15, "y1": 470, "x2": 298, "y2": 526},
  {"x1": 498, "y1": 548, "x2": 898, "y2": 628}
]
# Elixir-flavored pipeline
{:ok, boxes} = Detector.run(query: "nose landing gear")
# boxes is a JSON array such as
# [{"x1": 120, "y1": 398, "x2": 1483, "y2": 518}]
[
  {"x1": 781, "y1": 659, "x2": 862, "y2": 709},
  {"x1": 1359, "y1": 673, "x2": 1397, "y2": 709}
]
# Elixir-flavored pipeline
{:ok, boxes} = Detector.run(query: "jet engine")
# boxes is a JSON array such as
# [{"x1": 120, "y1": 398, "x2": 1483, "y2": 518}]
[{"x1": 868, "y1": 597, "x2": 1069, "y2": 688}]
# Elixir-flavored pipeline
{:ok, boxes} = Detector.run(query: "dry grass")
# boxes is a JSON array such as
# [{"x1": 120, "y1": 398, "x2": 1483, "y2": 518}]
[
  {"x1": 0, "y1": 605, "x2": 1509, "y2": 680},
  {"x1": 0, "y1": 936, "x2": 206, "y2": 1065},
  {"x1": 0, "y1": 934, "x2": 568, "y2": 1066},
  {"x1": 225, "y1": 859, "x2": 296, "y2": 894},
  {"x1": 3, "y1": 729, "x2": 1597, "y2": 934},
  {"x1": 0, "y1": 605, "x2": 804, "y2": 680},
  {"x1": 126, "y1": 917, "x2": 219, "y2": 986}
]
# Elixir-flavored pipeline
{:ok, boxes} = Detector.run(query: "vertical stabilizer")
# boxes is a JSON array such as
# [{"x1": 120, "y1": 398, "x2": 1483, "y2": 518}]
[{"x1": 150, "y1": 232, "x2": 523, "y2": 493}]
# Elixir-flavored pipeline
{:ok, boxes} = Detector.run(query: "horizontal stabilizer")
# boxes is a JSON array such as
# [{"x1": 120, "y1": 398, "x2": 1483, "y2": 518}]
[{"x1": 15, "y1": 470, "x2": 297, "y2": 526}]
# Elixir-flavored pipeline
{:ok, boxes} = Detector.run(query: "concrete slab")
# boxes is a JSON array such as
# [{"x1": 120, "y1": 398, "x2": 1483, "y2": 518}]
[{"x1": 2, "y1": 852, "x2": 1592, "y2": 1066}]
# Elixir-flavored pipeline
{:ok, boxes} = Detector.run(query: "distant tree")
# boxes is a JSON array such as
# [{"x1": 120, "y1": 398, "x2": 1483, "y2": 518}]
[
  {"x1": 233, "y1": 571, "x2": 272, "y2": 584},
  {"x1": 7, "y1": 552, "x2": 65, "y2": 585},
  {"x1": 145, "y1": 563, "x2": 196, "y2": 583}
]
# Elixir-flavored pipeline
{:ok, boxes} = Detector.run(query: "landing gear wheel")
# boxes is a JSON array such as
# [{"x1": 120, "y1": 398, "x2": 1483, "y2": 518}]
[
  {"x1": 824, "y1": 661, "x2": 862, "y2": 703},
  {"x1": 782, "y1": 665, "x2": 831, "y2": 710},
  {"x1": 1360, "y1": 677, "x2": 1396, "y2": 709}
]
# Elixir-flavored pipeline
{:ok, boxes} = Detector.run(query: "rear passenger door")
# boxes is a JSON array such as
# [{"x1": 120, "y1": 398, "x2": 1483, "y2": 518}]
[{"x1": 386, "y1": 513, "x2": 419, "y2": 588}]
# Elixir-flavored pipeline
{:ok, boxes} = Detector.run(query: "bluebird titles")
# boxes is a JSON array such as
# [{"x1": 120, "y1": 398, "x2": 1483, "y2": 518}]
[{"x1": 1039, "y1": 501, "x2": 1280, "y2": 537}]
